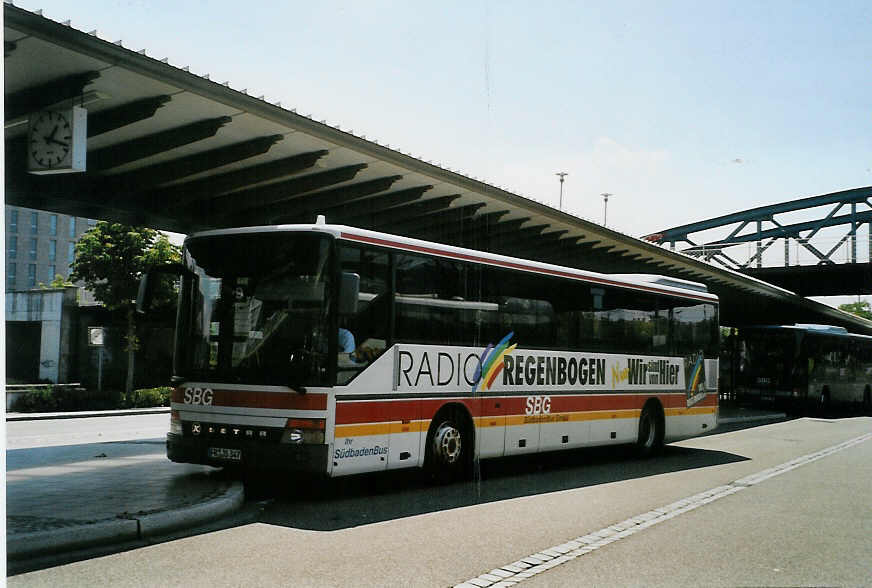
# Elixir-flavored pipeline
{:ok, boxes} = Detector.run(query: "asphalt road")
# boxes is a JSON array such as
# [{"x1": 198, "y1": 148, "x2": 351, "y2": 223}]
[
  {"x1": 523, "y1": 433, "x2": 872, "y2": 587},
  {"x1": 8, "y1": 416, "x2": 871, "y2": 587}
]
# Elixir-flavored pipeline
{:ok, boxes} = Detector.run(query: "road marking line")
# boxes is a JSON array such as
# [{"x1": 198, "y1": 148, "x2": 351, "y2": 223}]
[{"x1": 454, "y1": 432, "x2": 872, "y2": 588}]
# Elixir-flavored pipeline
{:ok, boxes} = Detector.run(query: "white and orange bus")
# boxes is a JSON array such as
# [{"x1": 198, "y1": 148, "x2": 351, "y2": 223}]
[{"x1": 140, "y1": 222, "x2": 719, "y2": 478}]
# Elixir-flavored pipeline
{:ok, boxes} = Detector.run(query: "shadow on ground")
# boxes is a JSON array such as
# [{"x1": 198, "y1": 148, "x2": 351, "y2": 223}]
[{"x1": 250, "y1": 440, "x2": 750, "y2": 532}]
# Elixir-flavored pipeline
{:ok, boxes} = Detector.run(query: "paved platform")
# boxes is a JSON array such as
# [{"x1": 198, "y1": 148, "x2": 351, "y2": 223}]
[
  {"x1": 4, "y1": 404, "x2": 782, "y2": 567},
  {"x1": 5, "y1": 435, "x2": 243, "y2": 564}
]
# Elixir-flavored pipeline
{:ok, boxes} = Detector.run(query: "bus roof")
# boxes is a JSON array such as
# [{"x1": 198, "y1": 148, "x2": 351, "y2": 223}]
[
  {"x1": 743, "y1": 324, "x2": 872, "y2": 340},
  {"x1": 186, "y1": 223, "x2": 720, "y2": 303}
]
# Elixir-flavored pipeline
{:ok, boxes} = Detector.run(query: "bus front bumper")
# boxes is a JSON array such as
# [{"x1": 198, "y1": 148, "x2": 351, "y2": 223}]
[{"x1": 167, "y1": 433, "x2": 328, "y2": 473}]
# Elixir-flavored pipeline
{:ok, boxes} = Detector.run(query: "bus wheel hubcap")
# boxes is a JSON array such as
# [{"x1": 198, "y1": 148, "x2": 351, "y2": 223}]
[{"x1": 434, "y1": 422, "x2": 462, "y2": 464}]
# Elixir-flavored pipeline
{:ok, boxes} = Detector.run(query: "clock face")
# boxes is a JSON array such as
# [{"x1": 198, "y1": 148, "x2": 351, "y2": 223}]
[{"x1": 30, "y1": 111, "x2": 72, "y2": 168}]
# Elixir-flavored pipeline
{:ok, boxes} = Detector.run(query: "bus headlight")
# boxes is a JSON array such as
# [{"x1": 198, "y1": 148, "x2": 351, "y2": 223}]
[{"x1": 281, "y1": 418, "x2": 325, "y2": 444}]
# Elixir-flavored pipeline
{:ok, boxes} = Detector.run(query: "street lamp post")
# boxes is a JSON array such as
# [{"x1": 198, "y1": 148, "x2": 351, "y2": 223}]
[
  {"x1": 601, "y1": 192, "x2": 612, "y2": 226},
  {"x1": 556, "y1": 172, "x2": 568, "y2": 210}
]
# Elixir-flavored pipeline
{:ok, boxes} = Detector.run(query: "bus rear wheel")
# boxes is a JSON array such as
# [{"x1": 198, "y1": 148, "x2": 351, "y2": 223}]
[
  {"x1": 425, "y1": 410, "x2": 470, "y2": 482},
  {"x1": 636, "y1": 402, "x2": 664, "y2": 457}
]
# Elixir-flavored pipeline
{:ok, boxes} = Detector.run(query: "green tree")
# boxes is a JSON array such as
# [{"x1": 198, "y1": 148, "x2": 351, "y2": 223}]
[
  {"x1": 838, "y1": 300, "x2": 872, "y2": 321},
  {"x1": 70, "y1": 222, "x2": 181, "y2": 395},
  {"x1": 49, "y1": 274, "x2": 74, "y2": 288}
]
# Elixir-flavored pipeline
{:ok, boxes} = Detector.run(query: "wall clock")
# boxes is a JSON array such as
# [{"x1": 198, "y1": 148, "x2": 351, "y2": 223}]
[{"x1": 28, "y1": 106, "x2": 87, "y2": 174}]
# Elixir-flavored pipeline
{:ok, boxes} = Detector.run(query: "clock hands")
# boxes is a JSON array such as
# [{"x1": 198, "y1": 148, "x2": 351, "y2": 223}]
[
  {"x1": 43, "y1": 124, "x2": 59, "y2": 142},
  {"x1": 41, "y1": 125, "x2": 69, "y2": 148}
]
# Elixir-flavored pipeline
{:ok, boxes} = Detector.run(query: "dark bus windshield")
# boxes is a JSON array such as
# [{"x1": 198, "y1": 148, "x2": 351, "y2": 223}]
[{"x1": 176, "y1": 232, "x2": 333, "y2": 386}]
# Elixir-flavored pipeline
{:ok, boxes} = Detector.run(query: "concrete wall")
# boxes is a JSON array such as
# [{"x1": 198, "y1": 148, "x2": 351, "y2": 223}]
[{"x1": 5, "y1": 287, "x2": 78, "y2": 383}]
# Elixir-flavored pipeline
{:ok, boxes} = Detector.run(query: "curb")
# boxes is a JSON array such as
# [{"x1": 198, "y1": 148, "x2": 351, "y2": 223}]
[
  {"x1": 6, "y1": 407, "x2": 171, "y2": 421},
  {"x1": 138, "y1": 481, "x2": 245, "y2": 538},
  {"x1": 6, "y1": 518, "x2": 140, "y2": 560},
  {"x1": 7, "y1": 481, "x2": 244, "y2": 561}
]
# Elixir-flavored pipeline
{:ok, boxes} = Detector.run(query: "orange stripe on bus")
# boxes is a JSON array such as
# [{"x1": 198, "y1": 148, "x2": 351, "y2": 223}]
[
  {"x1": 335, "y1": 407, "x2": 720, "y2": 438},
  {"x1": 665, "y1": 406, "x2": 717, "y2": 417},
  {"x1": 336, "y1": 421, "x2": 429, "y2": 437}
]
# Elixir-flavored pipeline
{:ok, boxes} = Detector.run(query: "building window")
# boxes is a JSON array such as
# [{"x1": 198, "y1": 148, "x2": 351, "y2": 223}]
[
  {"x1": 8, "y1": 236, "x2": 16, "y2": 259},
  {"x1": 68, "y1": 241, "x2": 75, "y2": 262},
  {"x1": 87, "y1": 218, "x2": 97, "y2": 226},
  {"x1": 9, "y1": 210, "x2": 18, "y2": 233},
  {"x1": 29, "y1": 238, "x2": 38, "y2": 260},
  {"x1": 30, "y1": 212, "x2": 38, "y2": 234},
  {"x1": 48, "y1": 240, "x2": 57, "y2": 262},
  {"x1": 49, "y1": 214, "x2": 58, "y2": 236},
  {"x1": 27, "y1": 264, "x2": 36, "y2": 288},
  {"x1": 69, "y1": 217, "x2": 76, "y2": 239},
  {"x1": 7, "y1": 263, "x2": 16, "y2": 289},
  {"x1": 48, "y1": 265, "x2": 56, "y2": 282}
]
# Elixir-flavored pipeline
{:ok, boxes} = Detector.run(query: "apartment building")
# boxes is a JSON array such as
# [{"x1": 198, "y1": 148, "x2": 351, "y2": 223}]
[{"x1": 5, "y1": 205, "x2": 95, "y2": 291}]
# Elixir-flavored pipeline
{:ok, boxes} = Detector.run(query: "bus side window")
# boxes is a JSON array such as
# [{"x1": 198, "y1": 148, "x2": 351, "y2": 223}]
[
  {"x1": 665, "y1": 300, "x2": 718, "y2": 358},
  {"x1": 337, "y1": 245, "x2": 390, "y2": 382},
  {"x1": 479, "y1": 265, "x2": 557, "y2": 349},
  {"x1": 565, "y1": 285, "x2": 657, "y2": 355},
  {"x1": 394, "y1": 253, "x2": 485, "y2": 346}
]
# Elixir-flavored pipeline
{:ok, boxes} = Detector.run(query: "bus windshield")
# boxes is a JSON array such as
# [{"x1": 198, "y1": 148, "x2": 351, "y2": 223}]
[{"x1": 177, "y1": 231, "x2": 333, "y2": 387}]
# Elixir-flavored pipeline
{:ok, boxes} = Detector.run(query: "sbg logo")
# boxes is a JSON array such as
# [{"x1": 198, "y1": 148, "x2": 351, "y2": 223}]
[
  {"x1": 525, "y1": 395, "x2": 551, "y2": 416},
  {"x1": 183, "y1": 387, "x2": 214, "y2": 405}
]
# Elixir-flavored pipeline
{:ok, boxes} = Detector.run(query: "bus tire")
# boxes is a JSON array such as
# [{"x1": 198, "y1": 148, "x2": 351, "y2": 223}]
[
  {"x1": 636, "y1": 401, "x2": 664, "y2": 457},
  {"x1": 425, "y1": 407, "x2": 471, "y2": 482}
]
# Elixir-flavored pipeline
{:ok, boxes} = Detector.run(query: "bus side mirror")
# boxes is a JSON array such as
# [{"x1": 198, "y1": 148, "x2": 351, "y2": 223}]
[
  {"x1": 339, "y1": 272, "x2": 360, "y2": 315},
  {"x1": 137, "y1": 263, "x2": 186, "y2": 314}
]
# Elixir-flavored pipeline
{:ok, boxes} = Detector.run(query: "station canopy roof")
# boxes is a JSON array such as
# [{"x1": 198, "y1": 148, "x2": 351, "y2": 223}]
[{"x1": 5, "y1": 3, "x2": 871, "y2": 334}]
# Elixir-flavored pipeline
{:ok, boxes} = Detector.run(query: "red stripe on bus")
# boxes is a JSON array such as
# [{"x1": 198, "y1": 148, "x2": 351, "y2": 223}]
[
  {"x1": 212, "y1": 390, "x2": 327, "y2": 410},
  {"x1": 336, "y1": 393, "x2": 716, "y2": 424},
  {"x1": 174, "y1": 387, "x2": 327, "y2": 410},
  {"x1": 336, "y1": 400, "x2": 420, "y2": 423}
]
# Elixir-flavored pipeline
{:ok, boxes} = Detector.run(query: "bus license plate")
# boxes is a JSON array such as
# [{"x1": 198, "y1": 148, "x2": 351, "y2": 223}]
[{"x1": 208, "y1": 447, "x2": 242, "y2": 462}]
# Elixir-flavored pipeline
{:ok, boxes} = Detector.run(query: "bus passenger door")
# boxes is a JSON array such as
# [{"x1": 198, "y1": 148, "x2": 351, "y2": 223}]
[
  {"x1": 387, "y1": 399, "x2": 422, "y2": 469},
  {"x1": 333, "y1": 400, "x2": 389, "y2": 476}
]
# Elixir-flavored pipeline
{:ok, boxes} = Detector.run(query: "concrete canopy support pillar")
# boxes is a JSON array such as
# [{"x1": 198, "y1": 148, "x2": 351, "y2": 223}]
[
  {"x1": 39, "y1": 319, "x2": 62, "y2": 383},
  {"x1": 5, "y1": 289, "x2": 72, "y2": 384}
]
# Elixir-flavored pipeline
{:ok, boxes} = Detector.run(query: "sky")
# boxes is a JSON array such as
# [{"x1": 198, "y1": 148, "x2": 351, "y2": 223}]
[{"x1": 12, "y1": 0, "x2": 872, "y2": 300}]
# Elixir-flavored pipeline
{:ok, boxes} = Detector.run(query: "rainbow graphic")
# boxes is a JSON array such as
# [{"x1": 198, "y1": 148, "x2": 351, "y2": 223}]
[
  {"x1": 474, "y1": 332, "x2": 517, "y2": 392},
  {"x1": 687, "y1": 352, "x2": 704, "y2": 394}
]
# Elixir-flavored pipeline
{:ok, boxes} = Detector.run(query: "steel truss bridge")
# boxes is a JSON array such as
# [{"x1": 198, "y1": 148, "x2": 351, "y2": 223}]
[{"x1": 643, "y1": 187, "x2": 872, "y2": 297}]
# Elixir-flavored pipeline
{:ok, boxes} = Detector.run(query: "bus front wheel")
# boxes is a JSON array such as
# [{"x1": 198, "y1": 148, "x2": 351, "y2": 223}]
[
  {"x1": 636, "y1": 402, "x2": 664, "y2": 457},
  {"x1": 425, "y1": 410, "x2": 470, "y2": 482}
]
